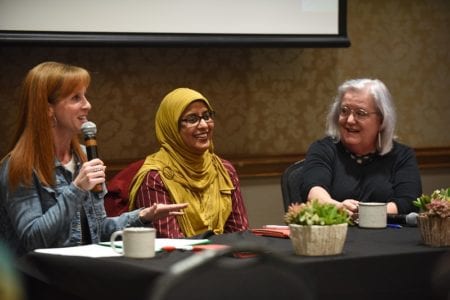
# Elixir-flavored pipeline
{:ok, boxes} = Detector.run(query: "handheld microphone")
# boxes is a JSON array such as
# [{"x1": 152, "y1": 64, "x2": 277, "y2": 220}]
[
  {"x1": 387, "y1": 212, "x2": 419, "y2": 227},
  {"x1": 81, "y1": 121, "x2": 103, "y2": 193}
]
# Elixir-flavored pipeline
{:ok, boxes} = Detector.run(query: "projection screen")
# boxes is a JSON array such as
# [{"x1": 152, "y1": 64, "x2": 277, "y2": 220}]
[{"x1": 0, "y1": 0, "x2": 350, "y2": 47}]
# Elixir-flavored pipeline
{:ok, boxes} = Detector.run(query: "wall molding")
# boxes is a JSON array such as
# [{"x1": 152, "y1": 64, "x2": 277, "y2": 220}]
[{"x1": 105, "y1": 147, "x2": 450, "y2": 180}]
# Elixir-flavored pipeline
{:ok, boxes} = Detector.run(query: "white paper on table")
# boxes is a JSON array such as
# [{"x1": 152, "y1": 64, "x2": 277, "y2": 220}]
[
  {"x1": 34, "y1": 244, "x2": 121, "y2": 257},
  {"x1": 34, "y1": 238, "x2": 210, "y2": 257},
  {"x1": 102, "y1": 238, "x2": 210, "y2": 251}
]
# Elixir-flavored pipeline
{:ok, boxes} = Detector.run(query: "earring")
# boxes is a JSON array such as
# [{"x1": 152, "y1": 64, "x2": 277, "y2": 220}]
[
  {"x1": 377, "y1": 132, "x2": 382, "y2": 151},
  {"x1": 52, "y1": 115, "x2": 57, "y2": 128}
]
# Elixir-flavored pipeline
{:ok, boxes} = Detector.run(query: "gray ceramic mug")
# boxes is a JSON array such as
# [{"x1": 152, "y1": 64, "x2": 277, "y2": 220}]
[
  {"x1": 358, "y1": 202, "x2": 387, "y2": 228},
  {"x1": 110, "y1": 227, "x2": 156, "y2": 258}
]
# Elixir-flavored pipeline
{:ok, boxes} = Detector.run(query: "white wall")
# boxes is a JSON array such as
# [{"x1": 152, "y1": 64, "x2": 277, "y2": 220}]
[
  {"x1": 420, "y1": 169, "x2": 450, "y2": 195},
  {"x1": 240, "y1": 177, "x2": 285, "y2": 228}
]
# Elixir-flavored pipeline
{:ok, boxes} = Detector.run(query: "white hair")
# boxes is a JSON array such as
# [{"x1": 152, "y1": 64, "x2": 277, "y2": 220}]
[{"x1": 325, "y1": 78, "x2": 396, "y2": 155}]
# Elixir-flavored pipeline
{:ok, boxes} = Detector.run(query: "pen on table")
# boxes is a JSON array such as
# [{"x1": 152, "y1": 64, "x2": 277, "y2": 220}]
[
  {"x1": 387, "y1": 223, "x2": 402, "y2": 229},
  {"x1": 162, "y1": 246, "x2": 194, "y2": 252}
]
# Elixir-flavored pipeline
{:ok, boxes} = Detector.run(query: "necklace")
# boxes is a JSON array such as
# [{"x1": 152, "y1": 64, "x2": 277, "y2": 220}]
[
  {"x1": 338, "y1": 141, "x2": 378, "y2": 165},
  {"x1": 347, "y1": 150, "x2": 378, "y2": 164}
]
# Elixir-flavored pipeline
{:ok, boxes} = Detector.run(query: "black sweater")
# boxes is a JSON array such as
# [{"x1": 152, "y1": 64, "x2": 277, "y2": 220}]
[{"x1": 301, "y1": 137, "x2": 422, "y2": 214}]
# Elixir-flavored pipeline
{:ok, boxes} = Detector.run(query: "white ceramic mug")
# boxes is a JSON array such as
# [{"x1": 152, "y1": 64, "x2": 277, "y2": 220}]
[
  {"x1": 358, "y1": 202, "x2": 387, "y2": 229},
  {"x1": 110, "y1": 227, "x2": 156, "y2": 258}
]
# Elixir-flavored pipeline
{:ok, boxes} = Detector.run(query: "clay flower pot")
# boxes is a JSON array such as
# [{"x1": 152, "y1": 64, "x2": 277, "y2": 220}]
[{"x1": 289, "y1": 223, "x2": 348, "y2": 256}]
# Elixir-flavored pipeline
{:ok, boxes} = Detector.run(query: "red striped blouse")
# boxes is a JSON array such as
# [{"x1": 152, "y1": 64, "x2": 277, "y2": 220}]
[{"x1": 134, "y1": 159, "x2": 249, "y2": 238}]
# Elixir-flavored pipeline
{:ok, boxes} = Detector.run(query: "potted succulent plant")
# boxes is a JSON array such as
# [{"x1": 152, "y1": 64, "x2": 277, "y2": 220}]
[
  {"x1": 284, "y1": 200, "x2": 351, "y2": 256},
  {"x1": 413, "y1": 187, "x2": 450, "y2": 247}
]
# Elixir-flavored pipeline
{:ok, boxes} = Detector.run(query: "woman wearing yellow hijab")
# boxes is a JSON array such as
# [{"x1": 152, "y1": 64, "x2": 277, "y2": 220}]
[{"x1": 129, "y1": 88, "x2": 249, "y2": 238}]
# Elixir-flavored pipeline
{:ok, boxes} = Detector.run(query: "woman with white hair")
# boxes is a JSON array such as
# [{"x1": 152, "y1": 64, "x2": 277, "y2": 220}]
[{"x1": 300, "y1": 78, "x2": 421, "y2": 217}]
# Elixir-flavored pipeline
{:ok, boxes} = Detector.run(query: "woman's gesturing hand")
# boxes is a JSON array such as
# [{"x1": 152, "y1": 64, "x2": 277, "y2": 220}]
[{"x1": 139, "y1": 203, "x2": 188, "y2": 223}]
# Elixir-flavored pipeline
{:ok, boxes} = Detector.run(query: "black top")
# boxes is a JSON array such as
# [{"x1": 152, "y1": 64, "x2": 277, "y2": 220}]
[{"x1": 301, "y1": 137, "x2": 422, "y2": 214}]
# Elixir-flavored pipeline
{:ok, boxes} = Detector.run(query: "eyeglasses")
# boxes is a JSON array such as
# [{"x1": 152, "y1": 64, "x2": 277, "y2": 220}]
[
  {"x1": 180, "y1": 111, "x2": 215, "y2": 127},
  {"x1": 339, "y1": 106, "x2": 379, "y2": 121}
]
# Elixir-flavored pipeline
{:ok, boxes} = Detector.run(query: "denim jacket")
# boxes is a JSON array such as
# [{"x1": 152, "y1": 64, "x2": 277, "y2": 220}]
[{"x1": 0, "y1": 155, "x2": 147, "y2": 256}]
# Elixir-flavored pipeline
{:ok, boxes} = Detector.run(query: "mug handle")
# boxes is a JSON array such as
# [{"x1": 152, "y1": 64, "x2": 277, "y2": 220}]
[{"x1": 110, "y1": 231, "x2": 124, "y2": 254}]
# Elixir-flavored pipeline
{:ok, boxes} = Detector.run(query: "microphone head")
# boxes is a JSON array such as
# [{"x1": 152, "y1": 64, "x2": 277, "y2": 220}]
[
  {"x1": 81, "y1": 121, "x2": 97, "y2": 137},
  {"x1": 406, "y1": 212, "x2": 419, "y2": 226}
]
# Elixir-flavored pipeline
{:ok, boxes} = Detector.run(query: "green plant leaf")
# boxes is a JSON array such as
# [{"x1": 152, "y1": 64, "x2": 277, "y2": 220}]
[{"x1": 284, "y1": 199, "x2": 350, "y2": 226}]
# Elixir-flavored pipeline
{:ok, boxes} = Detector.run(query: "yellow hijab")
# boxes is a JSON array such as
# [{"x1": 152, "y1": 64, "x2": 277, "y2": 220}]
[{"x1": 128, "y1": 88, "x2": 234, "y2": 237}]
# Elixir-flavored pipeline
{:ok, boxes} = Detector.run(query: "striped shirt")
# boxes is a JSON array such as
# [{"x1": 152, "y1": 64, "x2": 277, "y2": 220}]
[{"x1": 134, "y1": 159, "x2": 249, "y2": 238}]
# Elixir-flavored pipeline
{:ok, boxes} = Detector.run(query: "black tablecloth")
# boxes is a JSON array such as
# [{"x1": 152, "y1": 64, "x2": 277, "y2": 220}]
[{"x1": 17, "y1": 226, "x2": 450, "y2": 300}]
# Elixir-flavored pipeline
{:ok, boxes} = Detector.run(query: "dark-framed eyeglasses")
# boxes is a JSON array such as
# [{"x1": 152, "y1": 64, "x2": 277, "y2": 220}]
[
  {"x1": 180, "y1": 111, "x2": 215, "y2": 127},
  {"x1": 339, "y1": 106, "x2": 379, "y2": 121}
]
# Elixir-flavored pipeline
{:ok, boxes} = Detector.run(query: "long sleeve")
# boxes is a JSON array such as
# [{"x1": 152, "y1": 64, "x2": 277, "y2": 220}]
[
  {"x1": 0, "y1": 156, "x2": 150, "y2": 256},
  {"x1": 0, "y1": 158, "x2": 85, "y2": 255},
  {"x1": 388, "y1": 145, "x2": 422, "y2": 214},
  {"x1": 135, "y1": 171, "x2": 185, "y2": 238},
  {"x1": 134, "y1": 159, "x2": 249, "y2": 238},
  {"x1": 300, "y1": 137, "x2": 421, "y2": 214},
  {"x1": 221, "y1": 160, "x2": 249, "y2": 233}
]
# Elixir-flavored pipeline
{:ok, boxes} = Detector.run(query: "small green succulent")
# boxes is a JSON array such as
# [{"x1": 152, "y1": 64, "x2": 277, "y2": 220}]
[{"x1": 284, "y1": 199, "x2": 350, "y2": 226}]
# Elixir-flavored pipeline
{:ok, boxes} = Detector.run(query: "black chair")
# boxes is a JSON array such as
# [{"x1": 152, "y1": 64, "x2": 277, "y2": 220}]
[
  {"x1": 281, "y1": 160, "x2": 305, "y2": 211},
  {"x1": 148, "y1": 244, "x2": 314, "y2": 300}
]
